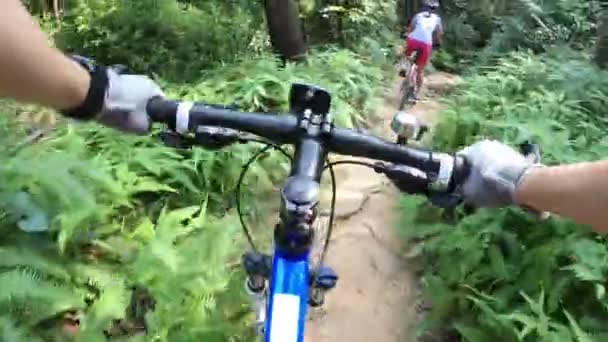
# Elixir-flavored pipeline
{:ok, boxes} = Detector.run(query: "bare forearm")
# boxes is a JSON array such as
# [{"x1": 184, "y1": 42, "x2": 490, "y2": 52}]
[
  {"x1": 0, "y1": 0, "x2": 89, "y2": 110},
  {"x1": 516, "y1": 160, "x2": 608, "y2": 232}
]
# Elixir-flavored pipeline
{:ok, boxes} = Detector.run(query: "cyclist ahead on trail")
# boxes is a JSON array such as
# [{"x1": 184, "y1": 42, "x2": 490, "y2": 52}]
[
  {"x1": 2, "y1": 0, "x2": 608, "y2": 233},
  {"x1": 403, "y1": 0, "x2": 444, "y2": 100}
]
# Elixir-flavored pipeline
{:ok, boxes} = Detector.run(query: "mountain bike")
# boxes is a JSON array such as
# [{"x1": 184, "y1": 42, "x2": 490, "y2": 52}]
[
  {"x1": 398, "y1": 49, "x2": 420, "y2": 110},
  {"x1": 146, "y1": 83, "x2": 469, "y2": 342}
]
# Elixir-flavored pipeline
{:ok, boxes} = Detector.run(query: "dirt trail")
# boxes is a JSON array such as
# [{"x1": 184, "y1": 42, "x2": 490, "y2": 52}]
[{"x1": 304, "y1": 72, "x2": 459, "y2": 342}]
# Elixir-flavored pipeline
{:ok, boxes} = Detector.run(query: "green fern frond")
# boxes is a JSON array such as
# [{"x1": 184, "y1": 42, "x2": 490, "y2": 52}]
[
  {"x1": 0, "y1": 269, "x2": 85, "y2": 325},
  {"x1": 0, "y1": 316, "x2": 42, "y2": 342},
  {"x1": 0, "y1": 247, "x2": 72, "y2": 283},
  {"x1": 79, "y1": 280, "x2": 129, "y2": 334}
]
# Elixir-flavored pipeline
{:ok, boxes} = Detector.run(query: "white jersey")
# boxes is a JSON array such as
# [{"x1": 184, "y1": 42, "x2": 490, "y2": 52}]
[{"x1": 408, "y1": 11, "x2": 442, "y2": 45}]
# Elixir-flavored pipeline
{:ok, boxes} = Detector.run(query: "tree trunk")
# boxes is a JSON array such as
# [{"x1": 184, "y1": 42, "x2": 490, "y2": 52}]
[
  {"x1": 596, "y1": 7, "x2": 608, "y2": 69},
  {"x1": 263, "y1": 0, "x2": 307, "y2": 62},
  {"x1": 53, "y1": 0, "x2": 61, "y2": 18},
  {"x1": 398, "y1": 0, "x2": 419, "y2": 36}
]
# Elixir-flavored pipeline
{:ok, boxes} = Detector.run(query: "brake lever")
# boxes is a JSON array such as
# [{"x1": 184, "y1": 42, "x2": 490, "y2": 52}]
[
  {"x1": 194, "y1": 126, "x2": 241, "y2": 150},
  {"x1": 372, "y1": 159, "x2": 463, "y2": 209},
  {"x1": 157, "y1": 126, "x2": 250, "y2": 150}
]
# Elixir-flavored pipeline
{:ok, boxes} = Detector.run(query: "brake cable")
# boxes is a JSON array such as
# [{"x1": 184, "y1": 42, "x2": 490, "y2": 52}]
[
  {"x1": 322, "y1": 160, "x2": 376, "y2": 170},
  {"x1": 236, "y1": 151, "x2": 375, "y2": 265},
  {"x1": 317, "y1": 160, "x2": 337, "y2": 268},
  {"x1": 235, "y1": 143, "x2": 292, "y2": 252},
  {"x1": 235, "y1": 145, "x2": 341, "y2": 263}
]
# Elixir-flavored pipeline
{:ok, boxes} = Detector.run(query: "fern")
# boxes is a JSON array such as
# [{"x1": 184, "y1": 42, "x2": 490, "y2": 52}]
[
  {"x1": 0, "y1": 15, "x2": 390, "y2": 337},
  {"x1": 403, "y1": 50, "x2": 608, "y2": 340},
  {"x1": 0, "y1": 269, "x2": 86, "y2": 325}
]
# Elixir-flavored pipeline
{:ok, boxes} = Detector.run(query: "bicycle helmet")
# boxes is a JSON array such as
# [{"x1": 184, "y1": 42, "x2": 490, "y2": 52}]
[{"x1": 422, "y1": 0, "x2": 440, "y2": 10}]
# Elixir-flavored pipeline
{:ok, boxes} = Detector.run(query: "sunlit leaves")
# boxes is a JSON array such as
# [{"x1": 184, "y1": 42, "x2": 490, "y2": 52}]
[{"x1": 402, "y1": 50, "x2": 608, "y2": 341}]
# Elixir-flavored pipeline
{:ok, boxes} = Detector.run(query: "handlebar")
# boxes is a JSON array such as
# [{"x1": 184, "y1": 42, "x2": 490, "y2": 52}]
[{"x1": 146, "y1": 97, "x2": 469, "y2": 193}]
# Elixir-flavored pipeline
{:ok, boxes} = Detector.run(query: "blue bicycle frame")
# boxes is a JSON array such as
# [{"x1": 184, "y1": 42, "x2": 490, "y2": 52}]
[
  {"x1": 257, "y1": 83, "x2": 333, "y2": 341},
  {"x1": 265, "y1": 250, "x2": 310, "y2": 342}
]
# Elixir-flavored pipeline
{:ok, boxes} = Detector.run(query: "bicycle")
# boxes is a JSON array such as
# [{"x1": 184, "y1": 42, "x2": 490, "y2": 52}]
[
  {"x1": 398, "y1": 49, "x2": 421, "y2": 110},
  {"x1": 146, "y1": 83, "x2": 470, "y2": 342}
]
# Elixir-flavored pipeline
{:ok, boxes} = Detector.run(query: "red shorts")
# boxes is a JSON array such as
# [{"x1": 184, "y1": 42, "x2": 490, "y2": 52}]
[{"x1": 404, "y1": 38, "x2": 432, "y2": 69}]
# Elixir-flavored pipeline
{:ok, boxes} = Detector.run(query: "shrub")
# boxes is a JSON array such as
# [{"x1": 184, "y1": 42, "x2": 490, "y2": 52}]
[
  {"x1": 401, "y1": 50, "x2": 608, "y2": 341},
  {"x1": 0, "y1": 44, "x2": 391, "y2": 339},
  {"x1": 56, "y1": 0, "x2": 263, "y2": 81},
  {"x1": 436, "y1": 0, "x2": 601, "y2": 72}
]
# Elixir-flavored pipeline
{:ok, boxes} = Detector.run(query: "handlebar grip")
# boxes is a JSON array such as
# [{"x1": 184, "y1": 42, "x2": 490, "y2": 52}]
[
  {"x1": 519, "y1": 141, "x2": 541, "y2": 164},
  {"x1": 146, "y1": 97, "x2": 179, "y2": 126}
]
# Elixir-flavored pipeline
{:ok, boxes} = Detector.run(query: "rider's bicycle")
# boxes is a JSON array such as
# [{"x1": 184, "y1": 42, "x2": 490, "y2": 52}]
[
  {"x1": 398, "y1": 49, "x2": 420, "y2": 110},
  {"x1": 146, "y1": 83, "x2": 470, "y2": 342}
]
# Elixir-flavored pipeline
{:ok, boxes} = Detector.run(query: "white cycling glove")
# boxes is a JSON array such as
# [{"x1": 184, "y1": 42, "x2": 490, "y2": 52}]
[
  {"x1": 456, "y1": 140, "x2": 543, "y2": 208},
  {"x1": 95, "y1": 69, "x2": 164, "y2": 134},
  {"x1": 62, "y1": 55, "x2": 164, "y2": 135}
]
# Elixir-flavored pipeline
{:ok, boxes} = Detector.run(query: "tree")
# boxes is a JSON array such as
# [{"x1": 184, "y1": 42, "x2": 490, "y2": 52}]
[
  {"x1": 263, "y1": 0, "x2": 307, "y2": 62},
  {"x1": 596, "y1": 7, "x2": 608, "y2": 68},
  {"x1": 25, "y1": 0, "x2": 63, "y2": 17}
]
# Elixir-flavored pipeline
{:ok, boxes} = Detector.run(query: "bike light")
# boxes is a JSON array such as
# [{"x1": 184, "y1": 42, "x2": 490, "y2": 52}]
[{"x1": 391, "y1": 111, "x2": 422, "y2": 139}]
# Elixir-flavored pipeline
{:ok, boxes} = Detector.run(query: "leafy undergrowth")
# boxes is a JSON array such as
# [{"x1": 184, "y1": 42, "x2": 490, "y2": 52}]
[
  {"x1": 56, "y1": 0, "x2": 266, "y2": 81},
  {"x1": 0, "y1": 48, "x2": 391, "y2": 341},
  {"x1": 164, "y1": 48, "x2": 389, "y2": 128},
  {"x1": 400, "y1": 49, "x2": 608, "y2": 342},
  {"x1": 434, "y1": 0, "x2": 600, "y2": 73}
]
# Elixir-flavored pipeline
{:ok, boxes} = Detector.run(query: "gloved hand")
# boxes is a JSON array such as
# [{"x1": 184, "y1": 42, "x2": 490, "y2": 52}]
[
  {"x1": 456, "y1": 140, "x2": 543, "y2": 208},
  {"x1": 62, "y1": 55, "x2": 164, "y2": 135},
  {"x1": 96, "y1": 69, "x2": 164, "y2": 134}
]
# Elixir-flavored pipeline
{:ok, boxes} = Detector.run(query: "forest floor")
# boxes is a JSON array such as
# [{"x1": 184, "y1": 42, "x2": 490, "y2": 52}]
[{"x1": 304, "y1": 72, "x2": 460, "y2": 342}]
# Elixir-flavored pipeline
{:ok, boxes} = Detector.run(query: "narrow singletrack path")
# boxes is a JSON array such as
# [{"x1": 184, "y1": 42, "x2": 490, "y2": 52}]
[{"x1": 304, "y1": 72, "x2": 459, "y2": 342}]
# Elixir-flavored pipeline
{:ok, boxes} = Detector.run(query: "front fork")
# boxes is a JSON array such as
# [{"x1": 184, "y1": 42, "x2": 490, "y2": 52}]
[{"x1": 242, "y1": 251, "x2": 338, "y2": 336}]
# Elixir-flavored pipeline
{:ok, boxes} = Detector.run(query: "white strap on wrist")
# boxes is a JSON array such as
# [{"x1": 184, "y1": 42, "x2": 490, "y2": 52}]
[{"x1": 176, "y1": 102, "x2": 193, "y2": 134}]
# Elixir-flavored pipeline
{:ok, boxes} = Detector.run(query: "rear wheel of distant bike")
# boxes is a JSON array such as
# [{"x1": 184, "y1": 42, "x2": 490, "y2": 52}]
[
  {"x1": 406, "y1": 83, "x2": 417, "y2": 104},
  {"x1": 398, "y1": 68, "x2": 417, "y2": 110},
  {"x1": 398, "y1": 77, "x2": 409, "y2": 111},
  {"x1": 398, "y1": 52, "x2": 418, "y2": 110}
]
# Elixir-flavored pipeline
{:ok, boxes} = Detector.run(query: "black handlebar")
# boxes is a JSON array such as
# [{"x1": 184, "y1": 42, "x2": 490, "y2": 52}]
[
  {"x1": 146, "y1": 97, "x2": 469, "y2": 192},
  {"x1": 328, "y1": 127, "x2": 437, "y2": 171},
  {"x1": 147, "y1": 98, "x2": 299, "y2": 144}
]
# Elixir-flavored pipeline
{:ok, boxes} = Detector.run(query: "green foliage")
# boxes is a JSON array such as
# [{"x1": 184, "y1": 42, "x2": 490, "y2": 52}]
[
  {"x1": 168, "y1": 48, "x2": 389, "y2": 127},
  {"x1": 10, "y1": 1, "x2": 394, "y2": 339},
  {"x1": 304, "y1": 0, "x2": 398, "y2": 50},
  {"x1": 436, "y1": 0, "x2": 601, "y2": 71},
  {"x1": 400, "y1": 50, "x2": 608, "y2": 341},
  {"x1": 0, "y1": 115, "x2": 258, "y2": 340},
  {"x1": 50, "y1": 0, "x2": 396, "y2": 81},
  {"x1": 0, "y1": 27, "x2": 390, "y2": 338},
  {"x1": 56, "y1": 0, "x2": 264, "y2": 81}
]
